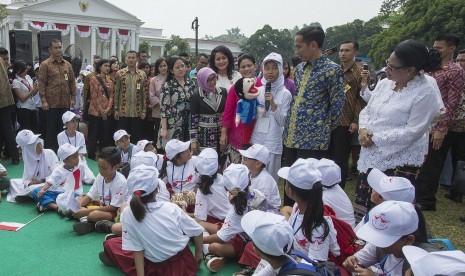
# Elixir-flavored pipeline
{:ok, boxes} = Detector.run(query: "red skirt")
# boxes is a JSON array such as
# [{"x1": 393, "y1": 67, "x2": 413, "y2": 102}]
[
  {"x1": 229, "y1": 234, "x2": 247, "y2": 259},
  {"x1": 206, "y1": 215, "x2": 224, "y2": 225},
  {"x1": 238, "y1": 241, "x2": 261, "y2": 268},
  {"x1": 103, "y1": 237, "x2": 198, "y2": 276}
]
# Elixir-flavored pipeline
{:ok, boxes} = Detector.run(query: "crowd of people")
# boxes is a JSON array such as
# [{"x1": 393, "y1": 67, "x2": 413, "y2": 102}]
[{"x1": 1, "y1": 25, "x2": 465, "y2": 276}]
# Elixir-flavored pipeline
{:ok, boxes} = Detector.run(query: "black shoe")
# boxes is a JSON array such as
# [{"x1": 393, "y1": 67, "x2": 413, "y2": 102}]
[
  {"x1": 444, "y1": 193, "x2": 463, "y2": 203},
  {"x1": 73, "y1": 221, "x2": 95, "y2": 235},
  {"x1": 460, "y1": 217, "x2": 465, "y2": 223},
  {"x1": 95, "y1": 220, "x2": 115, "y2": 233},
  {"x1": 11, "y1": 159, "x2": 20, "y2": 165},
  {"x1": 99, "y1": 251, "x2": 116, "y2": 267},
  {"x1": 15, "y1": 195, "x2": 34, "y2": 203},
  {"x1": 439, "y1": 183, "x2": 451, "y2": 190},
  {"x1": 416, "y1": 203, "x2": 436, "y2": 211}
]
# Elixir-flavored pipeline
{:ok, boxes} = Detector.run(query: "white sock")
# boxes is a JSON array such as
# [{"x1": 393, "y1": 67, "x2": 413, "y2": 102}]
[
  {"x1": 80, "y1": 216, "x2": 88, "y2": 223},
  {"x1": 203, "y1": 231, "x2": 210, "y2": 255}
]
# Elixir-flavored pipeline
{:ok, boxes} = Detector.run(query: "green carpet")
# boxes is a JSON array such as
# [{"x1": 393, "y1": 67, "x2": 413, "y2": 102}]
[{"x1": 0, "y1": 159, "x2": 241, "y2": 276}]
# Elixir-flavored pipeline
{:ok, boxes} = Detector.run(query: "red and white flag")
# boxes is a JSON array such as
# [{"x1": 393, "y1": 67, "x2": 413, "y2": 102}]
[{"x1": 0, "y1": 222, "x2": 26, "y2": 232}]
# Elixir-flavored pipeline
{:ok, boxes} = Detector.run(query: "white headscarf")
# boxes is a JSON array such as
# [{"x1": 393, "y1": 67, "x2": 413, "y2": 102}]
[
  {"x1": 21, "y1": 138, "x2": 48, "y2": 181},
  {"x1": 261, "y1": 52, "x2": 285, "y2": 92}
]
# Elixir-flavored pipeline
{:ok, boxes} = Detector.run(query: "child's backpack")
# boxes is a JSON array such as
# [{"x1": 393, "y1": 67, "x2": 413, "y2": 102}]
[
  {"x1": 324, "y1": 205, "x2": 365, "y2": 266},
  {"x1": 277, "y1": 250, "x2": 340, "y2": 276}
]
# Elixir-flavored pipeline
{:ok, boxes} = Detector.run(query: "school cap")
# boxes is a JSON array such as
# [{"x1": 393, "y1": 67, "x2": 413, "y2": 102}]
[
  {"x1": 367, "y1": 168, "x2": 415, "y2": 203},
  {"x1": 223, "y1": 164, "x2": 249, "y2": 191},
  {"x1": 241, "y1": 210, "x2": 293, "y2": 257},
  {"x1": 194, "y1": 148, "x2": 218, "y2": 176},
  {"x1": 263, "y1": 52, "x2": 283, "y2": 66},
  {"x1": 33, "y1": 63, "x2": 40, "y2": 70},
  {"x1": 315, "y1": 158, "x2": 341, "y2": 186},
  {"x1": 402, "y1": 246, "x2": 465, "y2": 276},
  {"x1": 16, "y1": 130, "x2": 40, "y2": 148},
  {"x1": 86, "y1": 64, "x2": 93, "y2": 72},
  {"x1": 57, "y1": 143, "x2": 82, "y2": 160},
  {"x1": 113, "y1": 130, "x2": 130, "y2": 142},
  {"x1": 238, "y1": 144, "x2": 270, "y2": 165},
  {"x1": 136, "y1": 140, "x2": 153, "y2": 151},
  {"x1": 62, "y1": 111, "x2": 80, "y2": 125},
  {"x1": 165, "y1": 139, "x2": 191, "y2": 160},
  {"x1": 127, "y1": 164, "x2": 159, "y2": 197},
  {"x1": 277, "y1": 158, "x2": 322, "y2": 190},
  {"x1": 356, "y1": 201, "x2": 418, "y2": 248},
  {"x1": 131, "y1": 151, "x2": 159, "y2": 170}
]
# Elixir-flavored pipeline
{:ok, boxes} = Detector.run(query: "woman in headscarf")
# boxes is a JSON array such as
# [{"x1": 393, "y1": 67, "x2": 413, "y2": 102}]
[
  {"x1": 7, "y1": 130, "x2": 59, "y2": 203},
  {"x1": 190, "y1": 67, "x2": 227, "y2": 156}
]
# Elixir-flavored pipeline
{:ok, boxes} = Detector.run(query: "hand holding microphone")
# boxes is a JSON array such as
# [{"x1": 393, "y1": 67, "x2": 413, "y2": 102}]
[{"x1": 265, "y1": 82, "x2": 271, "y2": 112}]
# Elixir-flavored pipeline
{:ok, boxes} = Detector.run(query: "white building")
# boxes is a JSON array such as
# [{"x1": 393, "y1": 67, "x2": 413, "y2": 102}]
[{"x1": 0, "y1": 0, "x2": 241, "y2": 65}]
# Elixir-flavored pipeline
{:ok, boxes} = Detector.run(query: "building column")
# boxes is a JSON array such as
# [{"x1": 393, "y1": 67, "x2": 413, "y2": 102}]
[
  {"x1": 135, "y1": 30, "x2": 140, "y2": 51},
  {"x1": 117, "y1": 38, "x2": 122, "y2": 61},
  {"x1": 5, "y1": 22, "x2": 13, "y2": 52},
  {"x1": 69, "y1": 25, "x2": 75, "y2": 46},
  {"x1": 160, "y1": 45, "x2": 164, "y2": 57},
  {"x1": 110, "y1": 28, "x2": 116, "y2": 57},
  {"x1": 90, "y1": 26, "x2": 96, "y2": 61},
  {"x1": 21, "y1": 21, "x2": 28, "y2": 30},
  {"x1": 125, "y1": 36, "x2": 130, "y2": 51},
  {"x1": 130, "y1": 29, "x2": 136, "y2": 51}
]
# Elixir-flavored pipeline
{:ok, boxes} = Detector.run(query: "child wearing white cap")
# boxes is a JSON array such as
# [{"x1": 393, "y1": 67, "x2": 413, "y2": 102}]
[
  {"x1": 7, "y1": 130, "x2": 59, "y2": 203},
  {"x1": 402, "y1": 245, "x2": 465, "y2": 276},
  {"x1": 57, "y1": 111, "x2": 95, "y2": 185},
  {"x1": 278, "y1": 158, "x2": 340, "y2": 262},
  {"x1": 114, "y1": 129, "x2": 140, "y2": 178},
  {"x1": 343, "y1": 201, "x2": 430, "y2": 276},
  {"x1": 202, "y1": 164, "x2": 276, "y2": 273},
  {"x1": 100, "y1": 165, "x2": 204, "y2": 276},
  {"x1": 239, "y1": 144, "x2": 281, "y2": 211},
  {"x1": 354, "y1": 168, "x2": 416, "y2": 232},
  {"x1": 193, "y1": 148, "x2": 229, "y2": 224},
  {"x1": 32, "y1": 143, "x2": 85, "y2": 213},
  {"x1": 250, "y1": 53, "x2": 292, "y2": 183},
  {"x1": 71, "y1": 147, "x2": 127, "y2": 235}
]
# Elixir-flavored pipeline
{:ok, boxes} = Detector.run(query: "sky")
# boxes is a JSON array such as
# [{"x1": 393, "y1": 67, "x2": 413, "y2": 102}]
[{"x1": 110, "y1": 0, "x2": 385, "y2": 39}]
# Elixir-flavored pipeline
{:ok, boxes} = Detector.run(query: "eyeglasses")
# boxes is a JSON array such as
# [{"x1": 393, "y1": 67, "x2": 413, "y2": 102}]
[
  {"x1": 207, "y1": 76, "x2": 217, "y2": 83},
  {"x1": 385, "y1": 59, "x2": 405, "y2": 71}
]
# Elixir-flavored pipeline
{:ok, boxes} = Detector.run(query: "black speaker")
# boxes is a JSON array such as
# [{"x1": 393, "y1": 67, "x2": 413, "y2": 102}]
[
  {"x1": 37, "y1": 30, "x2": 61, "y2": 63},
  {"x1": 9, "y1": 29, "x2": 33, "y2": 64}
]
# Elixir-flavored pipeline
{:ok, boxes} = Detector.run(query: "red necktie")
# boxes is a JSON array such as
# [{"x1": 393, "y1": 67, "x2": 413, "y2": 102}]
[{"x1": 73, "y1": 169, "x2": 81, "y2": 190}]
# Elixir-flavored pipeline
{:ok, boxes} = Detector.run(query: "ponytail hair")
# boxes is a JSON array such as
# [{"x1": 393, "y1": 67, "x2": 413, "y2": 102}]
[
  {"x1": 230, "y1": 186, "x2": 249, "y2": 216},
  {"x1": 130, "y1": 190, "x2": 156, "y2": 222},
  {"x1": 412, "y1": 205, "x2": 429, "y2": 244},
  {"x1": 288, "y1": 182, "x2": 329, "y2": 242},
  {"x1": 159, "y1": 155, "x2": 170, "y2": 179},
  {"x1": 198, "y1": 173, "x2": 217, "y2": 195}
]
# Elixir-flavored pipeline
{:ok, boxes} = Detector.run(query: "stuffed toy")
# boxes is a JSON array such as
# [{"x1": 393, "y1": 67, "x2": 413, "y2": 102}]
[{"x1": 234, "y1": 77, "x2": 261, "y2": 149}]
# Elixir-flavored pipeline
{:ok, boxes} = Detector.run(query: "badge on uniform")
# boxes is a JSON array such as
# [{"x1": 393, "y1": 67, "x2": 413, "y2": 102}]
[
  {"x1": 136, "y1": 83, "x2": 141, "y2": 90},
  {"x1": 344, "y1": 84, "x2": 351, "y2": 93},
  {"x1": 64, "y1": 69, "x2": 69, "y2": 81}
]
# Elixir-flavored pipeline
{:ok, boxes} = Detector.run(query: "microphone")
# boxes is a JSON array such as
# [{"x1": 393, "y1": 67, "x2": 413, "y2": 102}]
[{"x1": 265, "y1": 82, "x2": 271, "y2": 112}]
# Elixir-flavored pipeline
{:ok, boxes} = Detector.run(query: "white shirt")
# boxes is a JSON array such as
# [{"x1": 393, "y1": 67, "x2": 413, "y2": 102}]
[
  {"x1": 251, "y1": 86, "x2": 292, "y2": 154},
  {"x1": 194, "y1": 174, "x2": 229, "y2": 221},
  {"x1": 250, "y1": 169, "x2": 281, "y2": 211},
  {"x1": 217, "y1": 71, "x2": 241, "y2": 91},
  {"x1": 87, "y1": 172, "x2": 127, "y2": 207},
  {"x1": 12, "y1": 75, "x2": 36, "y2": 110},
  {"x1": 322, "y1": 185, "x2": 356, "y2": 228},
  {"x1": 166, "y1": 157, "x2": 199, "y2": 193},
  {"x1": 289, "y1": 203, "x2": 340, "y2": 261},
  {"x1": 46, "y1": 163, "x2": 85, "y2": 195},
  {"x1": 253, "y1": 260, "x2": 280, "y2": 276},
  {"x1": 121, "y1": 201, "x2": 204, "y2": 263},
  {"x1": 0, "y1": 163, "x2": 5, "y2": 172},
  {"x1": 217, "y1": 203, "x2": 246, "y2": 242},
  {"x1": 118, "y1": 144, "x2": 141, "y2": 163},
  {"x1": 57, "y1": 130, "x2": 87, "y2": 154},
  {"x1": 358, "y1": 75, "x2": 442, "y2": 173},
  {"x1": 355, "y1": 243, "x2": 405, "y2": 276}
]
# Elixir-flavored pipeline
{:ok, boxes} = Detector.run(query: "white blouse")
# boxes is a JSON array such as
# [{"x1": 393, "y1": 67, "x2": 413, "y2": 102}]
[
  {"x1": 357, "y1": 75, "x2": 442, "y2": 173},
  {"x1": 12, "y1": 75, "x2": 36, "y2": 110}
]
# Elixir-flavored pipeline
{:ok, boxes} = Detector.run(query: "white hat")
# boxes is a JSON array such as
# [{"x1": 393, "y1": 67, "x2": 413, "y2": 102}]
[
  {"x1": 113, "y1": 130, "x2": 130, "y2": 142},
  {"x1": 86, "y1": 64, "x2": 94, "y2": 72},
  {"x1": 315, "y1": 158, "x2": 341, "y2": 186},
  {"x1": 239, "y1": 144, "x2": 270, "y2": 165},
  {"x1": 33, "y1": 63, "x2": 40, "y2": 70},
  {"x1": 127, "y1": 164, "x2": 159, "y2": 197},
  {"x1": 223, "y1": 164, "x2": 249, "y2": 191},
  {"x1": 131, "y1": 151, "x2": 159, "y2": 169},
  {"x1": 16, "y1": 130, "x2": 41, "y2": 148},
  {"x1": 57, "y1": 143, "x2": 82, "y2": 160},
  {"x1": 62, "y1": 111, "x2": 80, "y2": 126},
  {"x1": 367, "y1": 168, "x2": 415, "y2": 203},
  {"x1": 241, "y1": 210, "x2": 293, "y2": 256},
  {"x1": 356, "y1": 201, "x2": 418, "y2": 248},
  {"x1": 402, "y1": 246, "x2": 465, "y2": 276},
  {"x1": 136, "y1": 140, "x2": 153, "y2": 151},
  {"x1": 165, "y1": 139, "x2": 191, "y2": 160},
  {"x1": 278, "y1": 158, "x2": 322, "y2": 190},
  {"x1": 194, "y1": 148, "x2": 218, "y2": 176},
  {"x1": 80, "y1": 70, "x2": 91, "y2": 77}
]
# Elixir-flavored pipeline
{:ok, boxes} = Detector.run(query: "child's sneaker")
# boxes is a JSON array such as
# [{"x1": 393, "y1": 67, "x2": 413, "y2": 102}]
[
  {"x1": 73, "y1": 221, "x2": 95, "y2": 235},
  {"x1": 15, "y1": 195, "x2": 33, "y2": 203},
  {"x1": 95, "y1": 220, "x2": 115, "y2": 233},
  {"x1": 233, "y1": 267, "x2": 255, "y2": 276},
  {"x1": 57, "y1": 208, "x2": 66, "y2": 218},
  {"x1": 105, "y1": 233, "x2": 118, "y2": 241},
  {"x1": 205, "y1": 255, "x2": 226, "y2": 272},
  {"x1": 99, "y1": 251, "x2": 116, "y2": 267},
  {"x1": 36, "y1": 203, "x2": 48, "y2": 212}
]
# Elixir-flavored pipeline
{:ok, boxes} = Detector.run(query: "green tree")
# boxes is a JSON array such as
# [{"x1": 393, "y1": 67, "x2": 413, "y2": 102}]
[
  {"x1": 212, "y1": 27, "x2": 248, "y2": 45},
  {"x1": 164, "y1": 35, "x2": 191, "y2": 57},
  {"x1": 0, "y1": 5, "x2": 7, "y2": 21},
  {"x1": 241, "y1": 25, "x2": 294, "y2": 63},
  {"x1": 138, "y1": 41, "x2": 151, "y2": 54},
  {"x1": 290, "y1": 22, "x2": 322, "y2": 37}
]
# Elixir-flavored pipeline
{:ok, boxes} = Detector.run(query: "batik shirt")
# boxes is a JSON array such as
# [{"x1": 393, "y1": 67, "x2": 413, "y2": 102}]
[
  {"x1": 283, "y1": 55, "x2": 345, "y2": 150},
  {"x1": 114, "y1": 68, "x2": 147, "y2": 118}
]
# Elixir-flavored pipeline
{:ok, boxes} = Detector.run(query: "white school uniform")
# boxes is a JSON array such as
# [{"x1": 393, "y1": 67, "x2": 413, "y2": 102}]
[
  {"x1": 250, "y1": 169, "x2": 281, "y2": 211},
  {"x1": 121, "y1": 201, "x2": 204, "y2": 263},
  {"x1": 12, "y1": 75, "x2": 36, "y2": 110},
  {"x1": 165, "y1": 157, "x2": 199, "y2": 193},
  {"x1": 322, "y1": 185, "x2": 356, "y2": 228},
  {"x1": 354, "y1": 242, "x2": 404, "y2": 276},
  {"x1": 288, "y1": 203, "x2": 340, "y2": 261},
  {"x1": 118, "y1": 144, "x2": 141, "y2": 163},
  {"x1": 194, "y1": 174, "x2": 229, "y2": 221},
  {"x1": 125, "y1": 179, "x2": 170, "y2": 203},
  {"x1": 87, "y1": 172, "x2": 127, "y2": 207},
  {"x1": 217, "y1": 202, "x2": 247, "y2": 242},
  {"x1": 46, "y1": 163, "x2": 85, "y2": 195},
  {"x1": 7, "y1": 148, "x2": 58, "y2": 203},
  {"x1": 253, "y1": 261, "x2": 280, "y2": 276}
]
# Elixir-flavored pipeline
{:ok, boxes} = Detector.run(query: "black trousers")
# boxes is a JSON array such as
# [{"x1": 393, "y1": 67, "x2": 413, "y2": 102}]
[
  {"x1": 0, "y1": 105, "x2": 19, "y2": 161},
  {"x1": 416, "y1": 131, "x2": 465, "y2": 206},
  {"x1": 17, "y1": 108, "x2": 39, "y2": 133},
  {"x1": 87, "y1": 115, "x2": 112, "y2": 160},
  {"x1": 44, "y1": 108, "x2": 68, "y2": 152},
  {"x1": 117, "y1": 117, "x2": 144, "y2": 144},
  {"x1": 282, "y1": 146, "x2": 329, "y2": 207},
  {"x1": 329, "y1": 126, "x2": 352, "y2": 189}
]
